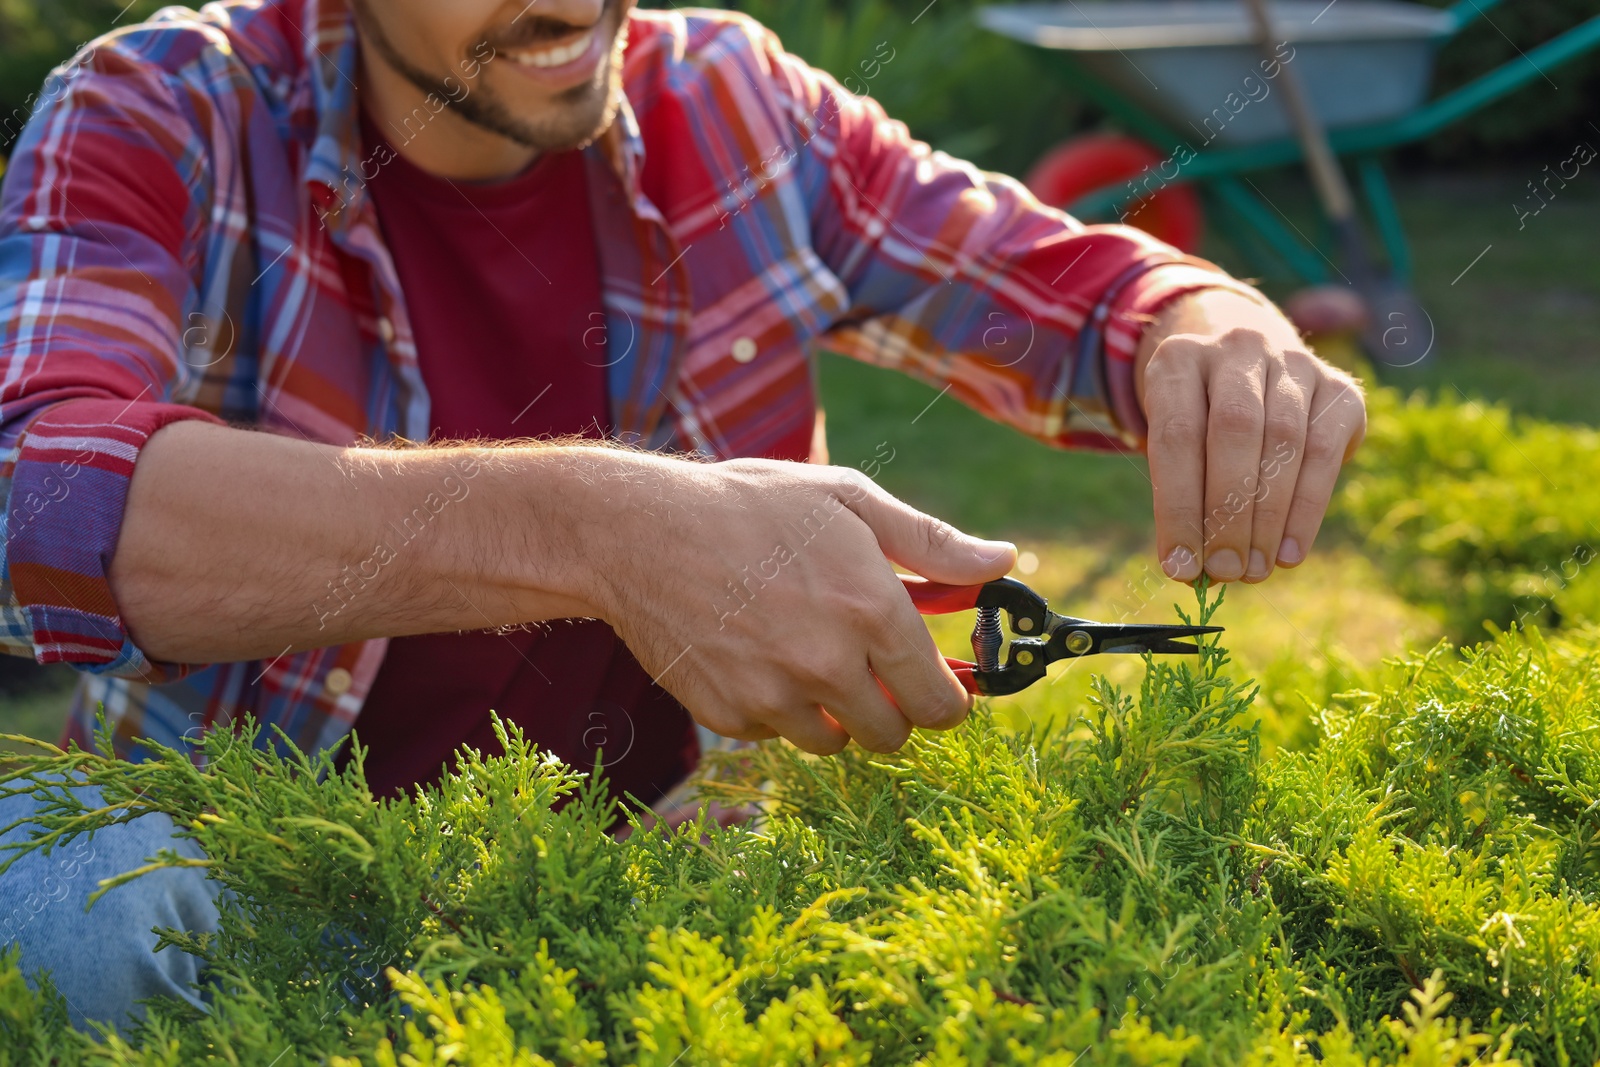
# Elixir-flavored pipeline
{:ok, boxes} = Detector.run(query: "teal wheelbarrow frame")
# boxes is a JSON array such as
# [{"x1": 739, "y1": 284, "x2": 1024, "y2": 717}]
[{"x1": 983, "y1": 0, "x2": 1600, "y2": 287}]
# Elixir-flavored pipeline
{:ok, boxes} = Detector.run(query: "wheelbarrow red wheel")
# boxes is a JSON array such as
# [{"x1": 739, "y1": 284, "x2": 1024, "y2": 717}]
[{"x1": 1023, "y1": 132, "x2": 1204, "y2": 253}]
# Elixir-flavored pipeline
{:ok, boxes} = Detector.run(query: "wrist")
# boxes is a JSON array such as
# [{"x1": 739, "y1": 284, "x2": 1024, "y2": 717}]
[{"x1": 413, "y1": 442, "x2": 644, "y2": 626}]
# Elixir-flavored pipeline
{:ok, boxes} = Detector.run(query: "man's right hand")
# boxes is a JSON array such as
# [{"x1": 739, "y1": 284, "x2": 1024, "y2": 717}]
[
  {"x1": 574, "y1": 454, "x2": 1017, "y2": 754},
  {"x1": 112, "y1": 425, "x2": 1013, "y2": 754}
]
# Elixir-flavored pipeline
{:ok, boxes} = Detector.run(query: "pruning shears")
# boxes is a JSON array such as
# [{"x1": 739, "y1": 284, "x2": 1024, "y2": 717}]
[{"x1": 901, "y1": 575, "x2": 1223, "y2": 696}]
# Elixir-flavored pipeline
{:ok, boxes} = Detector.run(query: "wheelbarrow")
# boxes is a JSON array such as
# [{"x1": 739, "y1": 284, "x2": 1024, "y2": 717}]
[{"x1": 979, "y1": 0, "x2": 1600, "y2": 291}]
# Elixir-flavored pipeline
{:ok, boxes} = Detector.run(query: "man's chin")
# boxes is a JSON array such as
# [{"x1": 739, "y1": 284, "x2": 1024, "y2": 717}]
[
  {"x1": 518, "y1": 86, "x2": 615, "y2": 150},
  {"x1": 471, "y1": 32, "x2": 627, "y2": 153}
]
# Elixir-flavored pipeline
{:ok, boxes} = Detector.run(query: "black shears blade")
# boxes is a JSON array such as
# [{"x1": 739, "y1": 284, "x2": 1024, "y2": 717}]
[{"x1": 1047, "y1": 620, "x2": 1224, "y2": 659}]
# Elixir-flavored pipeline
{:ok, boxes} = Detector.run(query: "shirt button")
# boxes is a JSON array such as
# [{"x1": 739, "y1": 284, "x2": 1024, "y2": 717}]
[
  {"x1": 324, "y1": 667, "x2": 353, "y2": 697},
  {"x1": 377, "y1": 317, "x2": 396, "y2": 345},
  {"x1": 731, "y1": 337, "x2": 758, "y2": 363}
]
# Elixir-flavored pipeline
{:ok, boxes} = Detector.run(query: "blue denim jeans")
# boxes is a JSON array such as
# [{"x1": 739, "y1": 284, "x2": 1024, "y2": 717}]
[{"x1": 0, "y1": 782, "x2": 221, "y2": 1033}]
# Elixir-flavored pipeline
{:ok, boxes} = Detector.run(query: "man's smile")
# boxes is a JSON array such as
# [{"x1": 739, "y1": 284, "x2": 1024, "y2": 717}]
[
  {"x1": 500, "y1": 25, "x2": 606, "y2": 87},
  {"x1": 508, "y1": 27, "x2": 594, "y2": 68}
]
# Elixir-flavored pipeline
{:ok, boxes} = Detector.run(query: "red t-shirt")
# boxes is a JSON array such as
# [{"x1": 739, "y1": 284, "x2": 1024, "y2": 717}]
[{"x1": 355, "y1": 117, "x2": 699, "y2": 803}]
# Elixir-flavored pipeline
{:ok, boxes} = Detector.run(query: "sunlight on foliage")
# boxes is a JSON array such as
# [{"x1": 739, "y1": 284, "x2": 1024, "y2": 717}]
[
  {"x1": 2, "y1": 588, "x2": 1598, "y2": 1063},
  {"x1": 1336, "y1": 388, "x2": 1600, "y2": 642}
]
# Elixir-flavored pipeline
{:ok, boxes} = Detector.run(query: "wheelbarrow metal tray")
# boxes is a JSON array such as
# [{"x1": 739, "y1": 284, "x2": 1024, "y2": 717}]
[{"x1": 979, "y1": 1, "x2": 1456, "y2": 145}]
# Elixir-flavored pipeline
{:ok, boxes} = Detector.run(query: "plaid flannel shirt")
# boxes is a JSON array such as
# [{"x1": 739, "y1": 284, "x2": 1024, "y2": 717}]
[{"x1": 0, "y1": 0, "x2": 1252, "y2": 762}]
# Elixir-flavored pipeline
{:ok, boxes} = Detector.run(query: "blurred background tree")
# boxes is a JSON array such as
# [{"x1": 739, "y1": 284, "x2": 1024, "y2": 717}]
[
  {"x1": 1418, "y1": 0, "x2": 1600, "y2": 161},
  {"x1": 0, "y1": 0, "x2": 171, "y2": 150},
  {"x1": 651, "y1": 0, "x2": 1600, "y2": 171},
  {"x1": 5, "y1": 0, "x2": 1598, "y2": 169},
  {"x1": 642, "y1": 0, "x2": 1085, "y2": 176}
]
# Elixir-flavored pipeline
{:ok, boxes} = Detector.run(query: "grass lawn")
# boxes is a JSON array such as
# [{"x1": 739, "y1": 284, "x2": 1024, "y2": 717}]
[
  {"x1": 0, "y1": 667, "x2": 76, "y2": 757},
  {"x1": 1228, "y1": 167, "x2": 1600, "y2": 427}
]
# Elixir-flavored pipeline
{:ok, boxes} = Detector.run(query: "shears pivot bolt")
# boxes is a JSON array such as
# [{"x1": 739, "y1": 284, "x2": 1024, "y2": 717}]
[{"x1": 1065, "y1": 630, "x2": 1093, "y2": 655}]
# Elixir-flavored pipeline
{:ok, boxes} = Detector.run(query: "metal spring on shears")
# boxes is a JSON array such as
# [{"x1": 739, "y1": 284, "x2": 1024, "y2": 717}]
[{"x1": 971, "y1": 606, "x2": 1003, "y2": 672}]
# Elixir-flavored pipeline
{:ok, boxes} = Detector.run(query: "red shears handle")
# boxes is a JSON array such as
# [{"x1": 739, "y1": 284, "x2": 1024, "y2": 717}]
[
  {"x1": 899, "y1": 574, "x2": 985, "y2": 614},
  {"x1": 900, "y1": 575, "x2": 985, "y2": 694}
]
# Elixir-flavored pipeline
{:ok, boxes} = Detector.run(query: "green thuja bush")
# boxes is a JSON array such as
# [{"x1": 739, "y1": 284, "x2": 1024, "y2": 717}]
[
  {"x1": 2, "y1": 589, "x2": 1598, "y2": 1063},
  {"x1": 1335, "y1": 388, "x2": 1600, "y2": 642}
]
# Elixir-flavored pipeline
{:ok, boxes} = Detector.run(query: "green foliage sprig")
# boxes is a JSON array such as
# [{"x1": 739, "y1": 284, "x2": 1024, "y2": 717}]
[{"x1": 2, "y1": 589, "x2": 1598, "y2": 1063}]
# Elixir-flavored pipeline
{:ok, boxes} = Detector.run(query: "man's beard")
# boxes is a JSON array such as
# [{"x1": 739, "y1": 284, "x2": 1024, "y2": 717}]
[{"x1": 351, "y1": 0, "x2": 629, "y2": 154}]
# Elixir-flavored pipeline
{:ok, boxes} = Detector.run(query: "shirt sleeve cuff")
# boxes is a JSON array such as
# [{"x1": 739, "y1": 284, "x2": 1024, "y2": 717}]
[
  {"x1": 2, "y1": 398, "x2": 224, "y2": 680},
  {"x1": 1099, "y1": 260, "x2": 1272, "y2": 449}
]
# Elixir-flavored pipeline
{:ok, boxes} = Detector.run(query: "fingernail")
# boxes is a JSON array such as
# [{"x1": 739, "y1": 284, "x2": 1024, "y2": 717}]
[
  {"x1": 1246, "y1": 549, "x2": 1270, "y2": 580},
  {"x1": 1277, "y1": 537, "x2": 1303, "y2": 566},
  {"x1": 975, "y1": 539, "x2": 1017, "y2": 564},
  {"x1": 1162, "y1": 545, "x2": 1200, "y2": 581},
  {"x1": 1205, "y1": 548, "x2": 1243, "y2": 581}
]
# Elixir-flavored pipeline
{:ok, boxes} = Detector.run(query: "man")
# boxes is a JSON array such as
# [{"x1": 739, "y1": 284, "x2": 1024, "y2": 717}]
[{"x1": 0, "y1": 0, "x2": 1363, "y2": 1031}]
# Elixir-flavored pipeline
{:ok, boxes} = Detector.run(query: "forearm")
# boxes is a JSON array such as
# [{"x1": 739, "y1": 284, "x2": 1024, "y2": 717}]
[
  {"x1": 109, "y1": 421, "x2": 613, "y2": 663},
  {"x1": 108, "y1": 418, "x2": 1022, "y2": 755}
]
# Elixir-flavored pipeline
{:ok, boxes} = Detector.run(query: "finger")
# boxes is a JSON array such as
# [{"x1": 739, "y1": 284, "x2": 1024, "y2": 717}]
[
  {"x1": 838, "y1": 474, "x2": 1016, "y2": 584},
  {"x1": 1199, "y1": 347, "x2": 1269, "y2": 582},
  {"x1": 1144, "y1": 344, "x2": 1209, "y2": 582},
  {"x1": 855, "y1": 569, "x2": 973, "y2": 731},
  {"x1": 721, "y1": 722, "x2": 780, "y2": 742},
  {"x1": 1242, "y1": 353, "x2": 1315, "y2": 582},
  {"x1": 1278, "y1": 374, "x2": 1367, "y2": 567},
  {"x1": 682, "y1": 688, "x2": 784, "y2": 743},
  {"x1": 819, "y1": 667, "x2": 915, "y2": 753},
  {"x1": 763, "y1": 704, "x2": 851, "y2": 756},
  {"x1": 686, "y1": 705, "x2": 781, "y2": 743}
]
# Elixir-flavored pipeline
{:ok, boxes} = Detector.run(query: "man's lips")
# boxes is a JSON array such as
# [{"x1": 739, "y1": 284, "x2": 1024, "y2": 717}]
[{"x1": 495, "y1": 25, "x2": 607, "y2": 89}]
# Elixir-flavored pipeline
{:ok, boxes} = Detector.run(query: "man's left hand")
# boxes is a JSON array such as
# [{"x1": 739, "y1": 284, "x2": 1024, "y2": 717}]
[{"x1": 1135, "y1": 288, "x2": 1367, "y2": 585}]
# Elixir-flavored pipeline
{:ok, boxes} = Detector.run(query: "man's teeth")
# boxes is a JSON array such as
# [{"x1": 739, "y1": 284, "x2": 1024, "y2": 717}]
[{"x1": 511, "y1": 30, "x2": 595, "y2": 69}]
